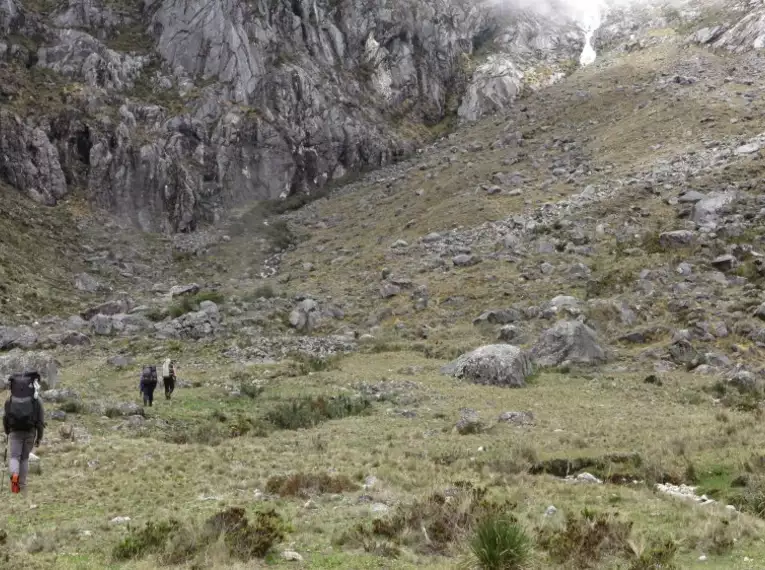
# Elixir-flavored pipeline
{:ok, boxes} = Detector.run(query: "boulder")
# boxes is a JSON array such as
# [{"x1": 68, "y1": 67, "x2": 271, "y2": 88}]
[
  {"x1": 498, "y1": 325, "x2": 520, "y2": 342},
  {"x1": 0, "y1": 350, "x2": 59, "y2": 389},
  {"x1": 691, "y1": 191, "x2": 735, "y2": 229},
  {"x1": 380, "y1": 283, "x2": 401, "y2": 299},
  {"x1": 0, "y1": 325, "x2": 39, "y2": 350},
  {"x1": 453, "y1": 254, "x2": 480, "y2": 267},
  {"x1": 543, "y1": 295, "x2": 583, "y2": 318},
  {"x1": 169, "y1": 283, "x2": 201, "y2": 297},
  {"x1": 289, "y1": 299, "x2": 320, "y2": 332},
  {"x1": 107, "y1": 355, "x2": 133, "y2": 367},
  {"x1": 41, "y1": 388, "x2": 80, "y2": 403},
  {"x1": 532, "y1": 320, "x2": 606, "y2": 367},
  {"x1": 454, "y1": 409, "x2": 484, "y2": 434},
  {"x1": 446, "y1": 344, "x2": 534, "y2": 388},
  {"x1": 155, "y1": 308, "x2": 220, "y2": 339},
  {"x1": 81, "y1": 299, "x2": 130, "y2": 321},
  {"x1": 473, "y1": 309, "x2": 522, "y2": 325},
  {"x1": 498, "y1": 411, "x2": 535, "y2": 426},
  {"x1": 74, "y1": 272, "x2": 102, "y2": 293},
  {"x1": 45, "y1": 331, "x2": 91, "y2": 347},
  {"x1": 659, "y1": 230, "x2": 696, "y2": 249}
]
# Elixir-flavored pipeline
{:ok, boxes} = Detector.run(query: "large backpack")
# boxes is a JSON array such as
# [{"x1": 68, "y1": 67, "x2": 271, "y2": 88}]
[
  {"x1": 5, "y1": 371, "x2": 40, "y2": 432},
  {"x1": 141, "y1": 365, "x2": 158, "y2": 385}
]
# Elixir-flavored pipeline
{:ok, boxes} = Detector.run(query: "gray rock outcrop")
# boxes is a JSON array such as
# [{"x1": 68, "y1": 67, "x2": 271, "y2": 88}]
[
  {"x1": 532, "y1": 320, "x2": 607, "y2": 367},
  {"x1": 0, "y1": 350, "x2": 60, "y2": 389},
  {"x1": 446, "y1": 344, "x2": 534, "y2": 388}
]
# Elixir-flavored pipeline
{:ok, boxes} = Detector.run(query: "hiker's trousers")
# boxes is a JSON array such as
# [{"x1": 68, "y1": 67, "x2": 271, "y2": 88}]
[
  {"x1": 163, "y1": 376, "x2": 175, "y2": 398},
  {"x1": 8, "y1": 430, "x2": 36, "y2": 490},
  {"x1": 142, "y1": 382, "x2": 157, "y2": 406}
]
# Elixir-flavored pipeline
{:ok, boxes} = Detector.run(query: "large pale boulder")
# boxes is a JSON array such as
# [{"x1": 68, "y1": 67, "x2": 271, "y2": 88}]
[{"x1": 445, "y1": 344, "x2": 534, "y2": 388}]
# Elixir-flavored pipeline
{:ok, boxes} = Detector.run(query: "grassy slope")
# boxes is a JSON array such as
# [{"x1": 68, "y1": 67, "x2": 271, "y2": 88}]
[{"x1": 6, "y1": 23, "x2": 765, "y2": 570}]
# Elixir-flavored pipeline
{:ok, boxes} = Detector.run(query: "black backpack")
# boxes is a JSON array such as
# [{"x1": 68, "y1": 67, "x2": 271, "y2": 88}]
[
  {"x1": 5, "y1": 371, "x2": 40, "y2": 431},
  {"x1": 141, "y1": 366, "x2": 157, "y2": 385}
]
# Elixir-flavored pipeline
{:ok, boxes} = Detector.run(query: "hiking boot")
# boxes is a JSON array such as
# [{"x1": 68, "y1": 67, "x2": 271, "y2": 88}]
[{"x1": 10, "y1": 473, "x2": 20, "y2": 494}]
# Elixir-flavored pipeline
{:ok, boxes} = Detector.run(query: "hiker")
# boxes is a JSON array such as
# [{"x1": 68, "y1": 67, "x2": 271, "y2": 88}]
[
  {"x1": 3, "y1": 371, "x2": 45, "y2": 495},
  {"x1": 139, "y1": 365, "x2": 158, "y2": 407},
  {"x1": 162, "y1": 358, "x2": 176, "y2": 400}
]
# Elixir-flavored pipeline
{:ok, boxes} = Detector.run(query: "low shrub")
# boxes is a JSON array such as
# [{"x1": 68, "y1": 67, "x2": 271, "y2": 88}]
[
  {"x1": 168, "y1": 291, "x2": 225, "y2": 319},
  {"x1": 265, "y1": 472, "x2": 358, "y2": 497},
  {"x1": 264, "y1": 395, "x2": 371, "y2": 431},
  {"x1": 112, "y1": 507, "x2": 287, "y2": 563},
  {"x1": 113, "y1": 521, "x2": 181, "y2": 561}
]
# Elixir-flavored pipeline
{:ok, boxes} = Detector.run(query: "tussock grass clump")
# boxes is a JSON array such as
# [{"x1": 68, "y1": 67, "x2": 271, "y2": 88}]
[
  {"x1": 343, "y1": 483, "x2": 514, "y2": 556},
  {"x1": 246, "y1": 283, "x2": 277, "y2": 300},
  {"x1": 168, "y1": 290, "x2": 225, "y2": 319},
  {"x1": 165, "y1": 413, "x2": 267, "y2": 445},
  {"x1": 59, "y1": 399, "x2": 85, "y2": 414},
  {"x1": 144, "y1": 307, "x2": 167, "y2": 322},
  {"x1": 230, "y1": 370, "x2": 265, "y2": 399},
  {"x1": 112, "y1": 507, "x2": 287, "y2": 563},
  {"x1": 290, "y1": 352, "x2": 344, "y2": 374},
  {"x1": 264, "y1": 395, "x2": 371, "y2": 430},
  {"x1": 265, "y1": 472, "x2": 359, "y2": 497},
  {"x1": 467, "y1": 515, "x2": 531, "y2": 570},
  {"x1": 627, "y1": 538, "x2": 679, "y2": 570}
]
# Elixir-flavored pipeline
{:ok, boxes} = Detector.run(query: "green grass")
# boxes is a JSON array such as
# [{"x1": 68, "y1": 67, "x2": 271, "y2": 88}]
[{"x1": 468, "y1": 516, "x2": 532, "y2": 570}]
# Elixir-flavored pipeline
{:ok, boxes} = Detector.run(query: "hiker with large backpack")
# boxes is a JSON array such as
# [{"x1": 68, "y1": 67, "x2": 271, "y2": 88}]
[
  {"x1": 139, "y1": 365, "x2": 158, "y2": 407},
  {"x1": 161, "y1": 358, "x2": 176, "y2": 400},
  {"x1": 3, "y1": 371, "x2": 45, "y2": 495}
]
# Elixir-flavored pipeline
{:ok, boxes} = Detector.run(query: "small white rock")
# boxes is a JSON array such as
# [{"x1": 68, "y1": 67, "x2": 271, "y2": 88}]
[
  {"x1": 282, "y1": 550, "x2": 303, "y2": 562},
  {"x1": 699, "y1": 554, "x2": 707, "y2": 561},
  {"x1": 545, "y1": 505, "x2": 558, "y2": 516}
]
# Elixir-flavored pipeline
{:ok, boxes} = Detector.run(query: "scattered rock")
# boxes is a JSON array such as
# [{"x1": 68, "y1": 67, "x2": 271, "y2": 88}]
[
  {"x1": 454, "y1": 409, "x2": 484, "y2": 434},
  {"x1": 379, "y1": 283, "x2": 401, "y2": 298},
  {"x1": 282, "y1": 550, "x2": 304, "y2": 562},
  {"x1": 498, "y1": 325, "x2": 520, "y2": 342},
  {"x1": 659, "y1": 230, "x2": 696, "y2": 248},
  {"x1": 498, "y1": 411, "x2": 534, "y2": 426},
  {"x1": 289, "y1": 299, "x2": 320, "y2": 332},
  {"x1": 532, "y1": 320, "x2": 606, "y2": 367},
  {"x1": 447, "y1": 344, "x2": 534, "y2": 388},
  {"x1": 41, "y1": 389, "x2": 79, "y2": 403},
  {"x1": 50, "y1": 410, "x2": 67, "y2": 422},
  {"x1": 711, "y1": 254, "x2": 737, "y2": 272},
  {"x1": 169, "y1": 284, "x2": 201, "y2": 297},
  {"x1": 107, "y1": 355, "x2": 133, "y2": 367},
  {"x1": 474, "y1": 308, "x2": 522, "y2": 325},
  {"x1": 81, "y1": 299, "x2": 130, "y2": 321},
  {"x1": 74, "y1": 273, "x2": 103, "y2": 293},
  {"x1": 453, "y1": 254, "x2": 480, "y2": 267}
]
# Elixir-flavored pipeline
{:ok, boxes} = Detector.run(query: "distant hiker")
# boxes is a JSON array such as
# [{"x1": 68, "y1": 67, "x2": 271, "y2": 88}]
[
  {"x1": 162, "y1": 358, "x2": 176, "y2": 400},
  {"x1": 139, "y1": 365, "x2": 158, "y2": 407},
  {"x1": 3, "y1": 371, "x2": 45, "y2": 495}
]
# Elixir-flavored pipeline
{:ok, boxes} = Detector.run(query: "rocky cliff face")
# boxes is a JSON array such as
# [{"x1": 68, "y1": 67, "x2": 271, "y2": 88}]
[{"x1": 0, "y1": 0, "x2": 582, "y2": 232}]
